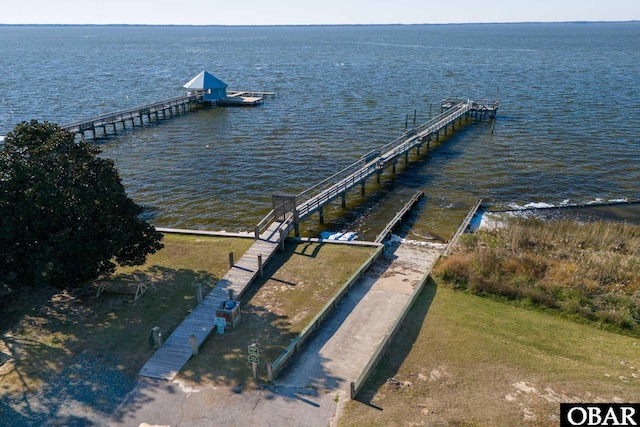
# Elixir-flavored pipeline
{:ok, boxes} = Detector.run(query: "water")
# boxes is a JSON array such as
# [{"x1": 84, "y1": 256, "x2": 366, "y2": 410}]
[{"x1": 1, "y1": 23, "x2": 639, "y2": 239}]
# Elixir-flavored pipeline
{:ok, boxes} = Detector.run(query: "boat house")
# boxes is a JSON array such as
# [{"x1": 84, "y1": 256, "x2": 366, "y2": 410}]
[{"x1": 183, "y1": 71, "x2": 228, "y2": 102}]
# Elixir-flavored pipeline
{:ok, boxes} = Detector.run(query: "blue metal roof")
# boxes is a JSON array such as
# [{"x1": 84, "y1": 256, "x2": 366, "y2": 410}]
[{"x1": 183, "y1": 71, "x2": 228, "y2": 90}]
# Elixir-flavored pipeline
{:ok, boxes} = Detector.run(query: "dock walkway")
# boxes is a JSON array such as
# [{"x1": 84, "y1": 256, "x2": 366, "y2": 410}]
[
  {"x1": 139, "y1": 220, "x2": 291, "y2": 380},
  {"x1": 253, "y1": 98, "x2": 496, "y2": 237}
]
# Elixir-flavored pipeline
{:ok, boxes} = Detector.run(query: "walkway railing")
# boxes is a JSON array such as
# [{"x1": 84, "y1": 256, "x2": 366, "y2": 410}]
[
  {"x1": 255, "y1": 98, "x2": 494, "y2": 235},
  {"x1": 61, "y1": 93, "x2": 202, "y2": 133}
]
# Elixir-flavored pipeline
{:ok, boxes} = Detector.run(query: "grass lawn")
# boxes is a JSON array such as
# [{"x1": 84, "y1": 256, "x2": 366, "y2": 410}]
[
  {"x1": 0, "y1": 234, "x2": 253, "y2": 398},
  {"x1": 0, "y1": 233, "x2": 376, "y2": 422},
  {"x1": 341, "y1": 281, "x2": 640, "y2": 427},
  {"x1": 179, "y1": 241, "x2": 378, "y2": 388}
]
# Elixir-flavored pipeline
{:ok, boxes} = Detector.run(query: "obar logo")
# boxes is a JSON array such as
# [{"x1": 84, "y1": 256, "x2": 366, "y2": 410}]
[{"x1": 561, "y1": 404, "x2": 640, "y2": 427}]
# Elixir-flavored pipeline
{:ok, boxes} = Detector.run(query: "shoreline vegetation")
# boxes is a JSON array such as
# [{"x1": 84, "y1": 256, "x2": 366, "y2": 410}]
[
  {"x1": 434, "y1": 217, "x2": 640, "y2": 336},
  {"x1": 341, "y1": 217, "x2": 640, "y2": 426}
]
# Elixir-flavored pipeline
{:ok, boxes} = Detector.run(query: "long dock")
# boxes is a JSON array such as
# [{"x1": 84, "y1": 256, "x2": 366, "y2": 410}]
[
  {"x1": 61, "y1": 90, "x2": 275, "y2": 139},
  {"x1": 256, "y1": 98, "x2": 497, "y2": 238},
  {"x1": 139, "y1": 96, "x2": 496, "y2": 381},
  {"x1": 61, "y1": 93, "x2": 202, "y2": 139}
]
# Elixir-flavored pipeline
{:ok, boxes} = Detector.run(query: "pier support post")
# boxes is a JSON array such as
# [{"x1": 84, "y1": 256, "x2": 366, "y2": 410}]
[
  {"x1": 319, "y1": 207, "x2": 324, "y2": 224},
  {"x1": 255, "y1": 226, "x2": 260, "y2": 240},
  {"x1": 229, "y1": 252, "x2": 234, "y2": 268},
  {"x1": 376, "y1": 171, "x2": 382, "y2": 184},
  {"x1": 294, "y1": 223, "x2": 300, "y2": 238},
  {"x1": 341, "y1": 192, "x2": 347, "y2": 208},
  {"x1": 258, "y1": 254, "x2": 264, "y2": 278},
  {"x1": 392, "y1": 162, "x2": 397, "y2": 174},
  {"x1": 405, "y1": 151, "x2": 409, "y2": 164},
  {"x1": 361, "y1": 180, "x2": 366, "y2": 195}
]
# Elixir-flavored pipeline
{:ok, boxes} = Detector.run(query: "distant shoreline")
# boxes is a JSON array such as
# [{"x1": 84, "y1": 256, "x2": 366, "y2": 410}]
[{"x1": 1, "y1": 21, "x2": 638, "y2": 28}]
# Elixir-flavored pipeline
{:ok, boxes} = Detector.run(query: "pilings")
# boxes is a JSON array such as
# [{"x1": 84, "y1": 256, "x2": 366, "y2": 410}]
[
  {"x1": 61, "y1": 93, "x2": 203, "y2": 140},
  {"x1": 281, "y1": 98, "x2": 495, "y2": 231}
]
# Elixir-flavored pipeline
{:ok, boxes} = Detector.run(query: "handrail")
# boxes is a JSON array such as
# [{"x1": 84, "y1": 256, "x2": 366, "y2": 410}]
[
  {"x1": 61, "y1": 93, "x2": 201, "y2": 130},
  {"x1": 255, "y1": 98, "x2": 485, "y2": 235}
]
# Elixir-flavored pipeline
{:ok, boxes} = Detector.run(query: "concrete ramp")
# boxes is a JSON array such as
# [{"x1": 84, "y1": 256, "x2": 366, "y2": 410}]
[{"x1": 277, "y1": 242, "x2": 443, "y2": 392}]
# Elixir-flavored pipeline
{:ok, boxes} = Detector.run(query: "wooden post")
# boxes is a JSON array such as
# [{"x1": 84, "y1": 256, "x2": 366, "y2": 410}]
[
  {"x1": 196, "y1": 283, "x2": 203, "y2": 304},
  {"x1": 151, "y1": 326, "x2": 162, "y2": 348},
  {"x1": 258, "y1": 254, "x2": 263, "y2": 278},
  {"x1": 376, "y1": 171, "x2": 381, "y2": 184},
  {"x1": 341, "y1": 192, "x2": 347, "y2": 208},
  {"x1": 413, "y1": 109, "x2": 416, "y2": 125},
  {"x1": 229, "y1": 252, "x2": 234, "y2": 268},
  {"x1": 267, "y1": 362, "x2": 273, "y2": 381},
  {"x1": 319, "y1": 207, "x2": 324, "y2": 224},
  {"x1": 229, "y1": 289, "x2": 235, "y2": 300},
  {"x1": 279, "y1": 229, "x2": 285, "y2": 252},
  {"x1": 190, "y1": 334, "x2": 198, "y2": 356},
  {"x1": 361, "y1": 180, "x2": 366, "y2": 195},
  {"x1": 255, "y1": 226, "x2": 260, "y2": 240},
  {"x1": 491, "y1": 118, "x2": 496, "y2": 134}
]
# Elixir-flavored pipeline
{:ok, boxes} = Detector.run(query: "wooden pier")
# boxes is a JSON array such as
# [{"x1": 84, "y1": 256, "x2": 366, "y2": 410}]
[
  {"x1": 61, "y1": 93, "x2": 203, "y2": 139},
  {"x1": 139, "y1": 96, "x2": 495, "y2": 381},
  {"x1": 61, "y1": 90, "x2": 275, "y2": 139},
  {"x1": 256, "y1": 98, "x2": 498, "y2": 238}
]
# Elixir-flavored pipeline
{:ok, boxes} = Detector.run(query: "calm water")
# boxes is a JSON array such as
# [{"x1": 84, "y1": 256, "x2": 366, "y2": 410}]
[{"x1": 1, "y1": 23, "x2": 639, "y2": 239}]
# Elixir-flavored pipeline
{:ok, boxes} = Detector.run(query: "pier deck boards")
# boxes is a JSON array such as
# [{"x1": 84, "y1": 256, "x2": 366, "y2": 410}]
[
  {"x1": 294, "y1": 100, "x2": 480, "y2": 225},
  {"x1": 139, "y1": 220, "x2": 289, "y2": 380}
]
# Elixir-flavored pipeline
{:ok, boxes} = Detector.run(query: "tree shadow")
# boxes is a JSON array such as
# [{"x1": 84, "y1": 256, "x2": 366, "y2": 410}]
[
  {"x1": 353, "y1": 280, "x2": 438, "y2": 406},
  {"x1": 0, "y1": 265, "x2": 220, "y2": 426}
]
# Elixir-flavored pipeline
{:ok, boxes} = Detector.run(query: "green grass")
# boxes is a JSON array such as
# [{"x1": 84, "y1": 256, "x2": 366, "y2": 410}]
[
  {"x1": 179, "y1": 241, "x2": 378, "y2": 387},
  {"x1": 0, "y1": 234, "x2": 376, "y2": 401},
  {"x1": 341, "y1": 282, "x2": 640, "y2": 427}
]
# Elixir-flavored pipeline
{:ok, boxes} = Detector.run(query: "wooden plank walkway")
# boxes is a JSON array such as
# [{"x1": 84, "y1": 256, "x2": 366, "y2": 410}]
[
  {"x1": 294, "y1": 100, "x2": 475, "y2": 224},
  {"x1": 62, "y1": 94, "x2": 202, "y2": 139},
  {"x1": 139, "y1": 220, "x2": 290, "y2": 380}
]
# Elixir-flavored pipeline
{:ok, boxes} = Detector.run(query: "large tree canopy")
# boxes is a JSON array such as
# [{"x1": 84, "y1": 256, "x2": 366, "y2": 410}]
[{"x1": 0, "y1": 120, "x2": 163, "y2": 288}]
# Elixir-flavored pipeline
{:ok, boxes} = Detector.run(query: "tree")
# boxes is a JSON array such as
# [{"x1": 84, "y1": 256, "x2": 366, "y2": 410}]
[{"x1": 0, "y1": 120, "x2": 163, "y2": 288}]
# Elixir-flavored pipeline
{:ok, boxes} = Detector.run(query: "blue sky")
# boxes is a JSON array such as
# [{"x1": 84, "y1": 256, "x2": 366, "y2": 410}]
[{"x1": 2, "y1": 0, "x2": 639, "y2": 25}]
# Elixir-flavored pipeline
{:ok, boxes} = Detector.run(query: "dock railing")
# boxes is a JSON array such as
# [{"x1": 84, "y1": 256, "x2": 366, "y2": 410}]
[
  {"x1": 254, "y1": 98, "x2": 480, "y2": 236},
  {"x1": 61, "y1": 93, "x2": 201, "y2": 133}
]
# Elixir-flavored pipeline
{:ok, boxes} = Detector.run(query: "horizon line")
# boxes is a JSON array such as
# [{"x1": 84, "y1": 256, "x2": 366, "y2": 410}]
[{"x1": 1, "y1": 20, "x2": 639, "y2": 27}]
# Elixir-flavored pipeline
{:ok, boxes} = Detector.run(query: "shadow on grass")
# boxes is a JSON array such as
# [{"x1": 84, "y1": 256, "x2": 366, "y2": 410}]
[
  {"x1": 354, "y1": 279, "x2": 438, "y2": 407},
  {"x1": 0, "y1": 265, "x2": 221, "y2": 426},
  {"x1": 176, "y1": 244, "x2": 302, "y2": 387}
]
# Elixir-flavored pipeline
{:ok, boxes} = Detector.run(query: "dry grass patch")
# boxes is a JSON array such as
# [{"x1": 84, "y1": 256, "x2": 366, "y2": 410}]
[
  {"x1": 341, "y1": 284, "x2": 640, "y2": 427},
  {"x1": 0, "y1": 234, "x2": 252, "y2": 422},
  {"x1": 434, "y1": 218, "x2": 640, "y2": 334}
]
